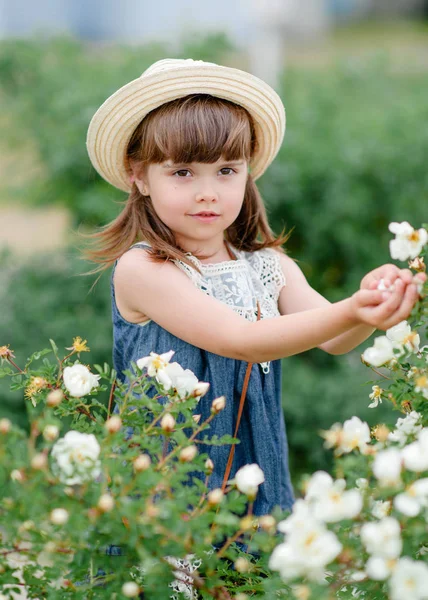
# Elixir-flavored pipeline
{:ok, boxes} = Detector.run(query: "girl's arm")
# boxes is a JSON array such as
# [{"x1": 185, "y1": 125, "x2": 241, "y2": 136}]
[
  {"x1": 114, "y1": 248, "x2": 414, "y2": 364},
  {"x1": 277, "y1": 253, "x2": 427, "y2": 355},
  {"x1": 277, "y1": 253, "x2": 376, "y2": 355}
]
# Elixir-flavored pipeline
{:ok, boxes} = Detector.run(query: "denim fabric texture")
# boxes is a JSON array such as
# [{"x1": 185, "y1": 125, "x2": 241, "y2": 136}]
[
  {"x1": 103, "y1": 243, "x2": 295, "y2": 576},
  {"x1": 109, "y1": 242, "x2": 295, "y2": 518}
]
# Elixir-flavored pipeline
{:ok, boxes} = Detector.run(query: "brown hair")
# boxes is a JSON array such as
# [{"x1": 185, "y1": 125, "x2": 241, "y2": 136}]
[{"x1": 81, "y1": 94, "x2": 291, "y2": 280}]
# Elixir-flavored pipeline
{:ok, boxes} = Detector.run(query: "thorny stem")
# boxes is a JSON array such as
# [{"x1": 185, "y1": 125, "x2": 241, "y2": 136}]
[
  {"x1": 76, "y1": 405, "x2": 97, "y2": 422},
  {"x1": 216, "y1": 529, "x2": 244, "y2": 558},
  {"x1": 7, "y1": 358, "x2": 24, "y2": 374},
  {"x1": 107, "y1": 378, "x2": 117, "y2": 418},
  {"x1": 370, "y1": 367, "x2": 391, "y2": 380}
]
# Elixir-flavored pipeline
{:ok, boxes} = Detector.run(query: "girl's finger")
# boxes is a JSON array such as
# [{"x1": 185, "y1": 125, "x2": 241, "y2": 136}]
[
  {"x1": 383, "y1": 284, "x2": 418, "y2": 329},
  {"x1": 375, "y1": 278, "x2": 405, "y2": 317},
  {"x1": 398, "y1": 268, "x2": 413, "y2": 284},
  {"x1": 357, "y1": 289, "x2": 383, "y2": 306}
]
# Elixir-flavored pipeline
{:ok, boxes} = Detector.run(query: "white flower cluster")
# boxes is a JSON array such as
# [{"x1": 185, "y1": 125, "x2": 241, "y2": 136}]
[
  {"x1": 362, "y1": 320, "x2": 420, "y2": 368},
  {"x1": 388, "y1": 411, "x2": 423, "y2": 446},
  {"x1": 388, "y1": 221, "x2": 427, "y2": 262},
  {"x1": 360, "y1": 516, "x2": 428, "y2": 599},
  {"x1": 321, "y1": 416, "x2": 371, "y2": 456},
  {"x1": 50, "y1": 430, "x2": 101, "y2": 485},
  {"x1": 136, "y1": 351, "x2": 209, "y2": 400},
  {"x1": 269, "y1": 471, "x2": 363, "y2": 582}
]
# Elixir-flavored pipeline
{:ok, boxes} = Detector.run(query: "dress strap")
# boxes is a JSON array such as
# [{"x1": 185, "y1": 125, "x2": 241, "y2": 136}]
[{"x1": 221, "y1": 299, "x2": 261, "y2": 492}]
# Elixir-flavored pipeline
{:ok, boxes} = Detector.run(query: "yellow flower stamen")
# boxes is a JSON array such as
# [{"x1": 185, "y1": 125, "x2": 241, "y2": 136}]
[
  {"x1": 415, "y1": 375, "x2": 428, "y2": 389},
  {"x1": 408, "y1": 231, "x2": 421, "y2": 243},
  {"x1": 66, "y1": 337, "x2": 90, "y2": 353},
  {"x1": 24, "y1": 376, "x2": 49, "y2": 407},
  {"x1": 0, "y1": 345, "x2": 15, "y2": 361}
]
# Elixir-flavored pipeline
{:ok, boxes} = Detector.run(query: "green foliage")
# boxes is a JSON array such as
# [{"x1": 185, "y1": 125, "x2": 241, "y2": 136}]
[
  {"x1": 0, "y1": 343, "x2": 291, "y2": 598},
  {"x1": 1, "y1": 36, "x2": 428, "y2": 481}
]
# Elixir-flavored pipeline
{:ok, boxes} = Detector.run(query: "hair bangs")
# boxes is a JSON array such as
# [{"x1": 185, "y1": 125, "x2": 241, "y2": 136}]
[{"x1": 127, "y1": 94, "x2": 257, "y2": 169}]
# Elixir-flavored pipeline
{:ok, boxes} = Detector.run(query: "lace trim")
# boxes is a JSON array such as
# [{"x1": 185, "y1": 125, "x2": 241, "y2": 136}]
[
  {"x1": 129, "y1": 243, "x2": 286, "y2": 373},
  {"x1": 132, "y1": 551, "x2": 214, "y2": 600},
  {"x1": 174, "y1": 248, "x2": 286, "y2": 374}
]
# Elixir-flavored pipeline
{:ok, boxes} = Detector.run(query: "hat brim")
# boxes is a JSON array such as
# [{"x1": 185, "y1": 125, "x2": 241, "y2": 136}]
[{"x1": 86, "y1": 63, "x2": 286, "y2": 193}]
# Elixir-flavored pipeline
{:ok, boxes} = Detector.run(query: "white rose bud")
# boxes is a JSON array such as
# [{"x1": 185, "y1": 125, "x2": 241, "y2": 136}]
[
  {"x1": 235, "y1": 463, "x2": 265, "y2": 498},
  {"x1": 205, "y1": 458, "x2": 214, "y2": 473},
  {"x1": 11, "y1": 469, "x2": 24, "y2": 482},
  {"x1": 46, "y1": 389, "x2": 64, "y2": 407},
  {"x1": 211, "y1": 396, "x2": 226, "y2": 413},
  {"x1": 104, "y1": 415, "x2": 122, "y2": 434},
  {"x1": 193, "y1": 381, "x2": 210, "y2": 397},
  {"x1": 122, "y1": 582, "x2": 140, "y2": 597},
  {"x1": 43, "y1": 425, "x2": 59, "y2": 442},
  {"x1": 259, "y1": 515, "x2": 276, "y2": 532},
  {"x1": 234, "y1": 557, "x2": 251, "y2": 573},
  {"x1": 161, "y1": 413, "x2": 175, "y2": 433},
  {"x1": 192, "y1": 414, "x2": 202, "y2": 424},
  {"x1": 50, "y1": 508, "x2": 69, "y2": 525},
  {"x1": 207, "y1": 488, "x2": 224, "y2": 506},
  {"x1": 0, "y1": 418, "x2": 12, "y2": 434},
  {"x1": 98, "y1": 494, "x2": 115, "y2": 513},
  {"x1": 31, "y1": 453, "x2": 48, "y2": 470},
  {"x1": 179, "y1": 445, "x2": 198, "y2": 463},
  {"x1": 133, "y1": 454, "x2": 151, "y2": 472}
]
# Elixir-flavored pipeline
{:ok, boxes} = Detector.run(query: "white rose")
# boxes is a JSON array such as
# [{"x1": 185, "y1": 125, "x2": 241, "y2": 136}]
[
  {"x1": 277, "y1": 499, "x2": 314, "y2": 536},
  {"x1": 361, "y1": 336, "x2": 397, "y2": 368},
  {"x1": 388, "y1": 411, "x2": 422, "y2": 446},
  {"x1": 402, "y1": 429, "x2": 428, "y2": 472},
  {"x1": 235, "y1": 464, "x2": 265, "y2": 497},
  {"x1": 372, "y1": 448, "x2": 402, "y2": 486},
  {"x1": 393, "y1": 478, "x2": 428, "y2": 517},
  {"x1": 366, "y1": 556, "x2": 396, "y2": 581},
  {"x1": 63, "y1": 364, "x2": 100, "y2": 398},
  {"x1": 360, "y1": 517, "x2": 402, "y2": 559},
  {"x1": 305, "y1": 471, "x2": 362, "y2": 523},
  {"x1": 161, "y1": 362, "x2": 200, "y2": 399},
  {"x1": 51, "y1": 430, "x2": 101, "y2": 485},
  {"x1": 386, "y1": 320, "x2": 420, "y2": 353},
  {"x1": 136, "y1": 350, "x2": 175, "y2": 376},
  {"x1": 389, "y1": 557, "x2": 428, "y2": 600},
  {"x1": 341, "y1": 416, "x2": 371, "y2": 454},
  {"x1": 269, "y1": 520, "x2": 342, "y2": 583},
  {"x1": 388, "y1": 221, "x2": 428, "y2": 261}
]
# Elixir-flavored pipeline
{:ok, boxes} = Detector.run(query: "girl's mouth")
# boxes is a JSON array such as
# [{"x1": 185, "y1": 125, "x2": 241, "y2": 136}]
[{"x1": 189, "y1": 212, "x2": 220, "y2": 223}]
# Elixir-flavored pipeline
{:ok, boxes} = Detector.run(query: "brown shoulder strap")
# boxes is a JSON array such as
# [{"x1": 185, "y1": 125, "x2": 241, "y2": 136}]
[{"x1": 221, "y1": 301, "x2": 261, "y2": 492}]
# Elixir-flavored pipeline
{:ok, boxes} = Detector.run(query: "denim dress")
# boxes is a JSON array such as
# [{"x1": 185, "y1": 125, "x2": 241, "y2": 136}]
[{"x1": 110, "y1": 242, "x2": 295, "y2": 516}]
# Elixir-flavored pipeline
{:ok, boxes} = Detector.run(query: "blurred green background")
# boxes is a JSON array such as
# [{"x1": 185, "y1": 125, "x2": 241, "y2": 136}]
[{"x1": 1, "y1": 21, "x2": 427, "y2": 485}]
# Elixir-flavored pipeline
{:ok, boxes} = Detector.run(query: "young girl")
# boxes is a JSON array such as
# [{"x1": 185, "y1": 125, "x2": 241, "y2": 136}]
[{"x1": 85, "y1": 58, "x2": 425, "y2": 518}]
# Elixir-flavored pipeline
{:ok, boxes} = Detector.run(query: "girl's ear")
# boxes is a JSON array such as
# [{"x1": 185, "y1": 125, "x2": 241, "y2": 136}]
[{"x1": 129, "y1": 160, "x2": 149, "y2": 196}]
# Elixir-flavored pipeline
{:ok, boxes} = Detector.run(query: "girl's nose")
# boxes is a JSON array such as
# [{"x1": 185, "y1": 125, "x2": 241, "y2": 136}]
[{"x1": 195, "y1": 181, "x2": 218, "y2": 203}]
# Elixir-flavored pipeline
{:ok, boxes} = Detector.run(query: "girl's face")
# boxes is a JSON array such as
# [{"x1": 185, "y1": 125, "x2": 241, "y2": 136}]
[{"x1": 135, "y1": 157, "x2": 248, "y2": 252}]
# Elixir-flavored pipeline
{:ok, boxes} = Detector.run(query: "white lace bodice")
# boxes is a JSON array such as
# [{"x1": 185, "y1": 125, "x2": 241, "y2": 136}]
[{"x1": 174, "y1": 246, "x2": 286, "y2": 373}]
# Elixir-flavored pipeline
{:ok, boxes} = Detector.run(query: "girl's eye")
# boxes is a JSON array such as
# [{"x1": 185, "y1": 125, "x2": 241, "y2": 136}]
[
  {"x1": 173, "y1": 169, "x2": 191, "y2": 177},
  {"x1": 219, "y1": 167, "x2": 235, "y2": 175}
]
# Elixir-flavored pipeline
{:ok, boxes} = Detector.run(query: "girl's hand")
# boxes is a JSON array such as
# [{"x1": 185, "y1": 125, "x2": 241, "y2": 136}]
[
  {"x1": 360, "y1": 264, "x2": 427, "y2": 294},
  {"x1": 350, "y1": 277, "x2": 421, "y2": 331}
]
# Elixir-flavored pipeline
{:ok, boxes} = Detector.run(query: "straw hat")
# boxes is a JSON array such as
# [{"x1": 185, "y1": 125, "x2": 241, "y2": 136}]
[{"x1": 86, "y1": 58, "x2": 286, "y2": 193}]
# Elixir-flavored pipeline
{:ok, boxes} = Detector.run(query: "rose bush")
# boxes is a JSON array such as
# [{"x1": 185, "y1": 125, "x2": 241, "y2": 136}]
[{"x1": 0, "y1": 222, "x2": 427, "y2": 599}]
